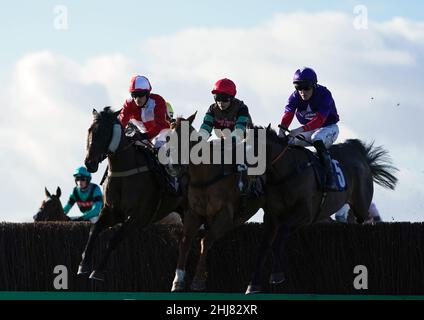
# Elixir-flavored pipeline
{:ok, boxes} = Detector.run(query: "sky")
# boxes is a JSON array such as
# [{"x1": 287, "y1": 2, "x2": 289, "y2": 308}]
[{"x1": 0, "y1": 0, "x2": 423, "y2": 222}]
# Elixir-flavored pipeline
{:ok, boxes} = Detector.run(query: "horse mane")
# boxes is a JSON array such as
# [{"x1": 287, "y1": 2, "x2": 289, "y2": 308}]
[
  {"x1": 97, "y1": 106, "x2": 116, "y2": 118},
  {"x1": 253, "y1": 125, "x2": 288, "y2": 145},
  {"x1": 338, "y1": 139, "x2": 367, "y2": 155}
]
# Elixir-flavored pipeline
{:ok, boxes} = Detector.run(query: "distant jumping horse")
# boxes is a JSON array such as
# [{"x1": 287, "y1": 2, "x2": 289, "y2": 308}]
[
  {"x1": 246, "y1": 126, "x2": 398, "y2": 293},
  {"x1": 79, "y1": 107, "x2": 186, "y2": 281}
]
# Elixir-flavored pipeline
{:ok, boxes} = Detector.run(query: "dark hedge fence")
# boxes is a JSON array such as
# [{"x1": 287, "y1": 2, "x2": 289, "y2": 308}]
[{"x1": 0, "y1": 222, "x2": 423, "y2": 294}]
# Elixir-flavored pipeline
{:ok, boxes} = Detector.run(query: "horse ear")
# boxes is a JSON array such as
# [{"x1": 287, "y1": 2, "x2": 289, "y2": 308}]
[
  {"x1": 187, "y1": 111, "x2": 197, "y2": 125},
  {"x1": 267, "y1": 123, "x2": 272, "y2": 131},
  {"x1": 92, "y1": 109, "x2": 98, "y2": 117},
  {"x1": 45, "y1": 187, "x2": 51, "y2": 198},
  {"x1": 56, "y1": 187, "x2": 61, "y2": 198}
]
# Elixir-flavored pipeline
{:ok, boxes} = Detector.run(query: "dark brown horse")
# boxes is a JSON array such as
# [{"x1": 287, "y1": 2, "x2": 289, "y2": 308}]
[
  {"x1": 170, "y1": 114, "x2": 265, "y2": 292},
  {"x1": 246, "y1": 126, "x2": 398, "y2": 293},
  {"x1": 34, "y1": 187, "x2": 70, "y2": 222},
  {"x1": 79, "y1": 107, "x2": 186, "y2": 281}
]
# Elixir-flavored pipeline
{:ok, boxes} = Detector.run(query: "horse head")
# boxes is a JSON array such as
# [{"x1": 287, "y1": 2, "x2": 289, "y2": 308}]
[
  {"x1": 34, "y1": 187, "x2": 68, "y2": 221},
  {"x1": 85, "y1": 107, "x2": 122, "y2": 173},
  {"x1": 168, "y1": 112, "x2": 199, "y2": 165},
  {"x1": 171, "y1": 112, "x2": 197, "y2": 139}
]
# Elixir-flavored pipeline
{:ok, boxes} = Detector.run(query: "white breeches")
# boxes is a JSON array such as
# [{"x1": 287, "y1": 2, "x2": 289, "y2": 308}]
[{"x1": 290, "y1": 124, "x2": 339, "y2": 148}]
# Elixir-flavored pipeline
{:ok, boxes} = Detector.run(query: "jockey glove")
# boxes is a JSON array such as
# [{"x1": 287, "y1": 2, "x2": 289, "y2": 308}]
[{"x1": 288, "y1": 127, "x2": 305, "y2": 138}]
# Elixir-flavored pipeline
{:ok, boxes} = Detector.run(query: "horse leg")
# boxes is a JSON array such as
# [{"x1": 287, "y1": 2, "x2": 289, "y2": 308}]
[
  {"x1": 350, "y1": 184, "x2": 373, "y2": 224},
  {"x1": 246, "y1": 212, "x2": 279, "y2": 294},
  {"x1": 269, "y1": 224, "x2": 292, "y2": 286},
  {"x1": 172, "y1": 210, "x2": 202, "y2": 292},
  {"x1": 190, "y1": 207, "x2": 234, "y2": 292},
  {"x1": 78, "y1": 206, "x2": 113, "y2": 275},
  {"x1": 89, "y1": 215, "x2": 137, "y2": 281}
]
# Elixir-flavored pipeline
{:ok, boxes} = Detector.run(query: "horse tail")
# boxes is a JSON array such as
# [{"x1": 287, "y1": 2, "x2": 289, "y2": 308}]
[{"x1": 344, "y1": 139, "x2": 399, "y2": 190}]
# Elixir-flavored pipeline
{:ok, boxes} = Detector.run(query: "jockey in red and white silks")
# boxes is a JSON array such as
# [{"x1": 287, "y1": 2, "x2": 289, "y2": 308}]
[{"x1": 119, "y1": 75, "x2": 170, "y2": 148}]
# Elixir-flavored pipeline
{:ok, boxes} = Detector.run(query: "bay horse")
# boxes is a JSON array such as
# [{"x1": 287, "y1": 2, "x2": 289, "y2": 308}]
[
  {"x1": 245, "y1": 126, "x2": 398, "y2": 293},
  {"x1": 34, "y1": 187, "x2": 70, "y2": 222},
  {"x1": 170, "y1": 113, "x2": 265, "y2": 292},
  {"x1": 79, "y1": 107, "x2": 186, "y2": 281}
]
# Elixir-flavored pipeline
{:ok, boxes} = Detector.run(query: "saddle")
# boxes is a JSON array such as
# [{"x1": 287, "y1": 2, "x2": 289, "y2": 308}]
[
  {"x1": 290, "y1": 146, "x2": 347, "y2": 192},
  {"x1": 134, "y1": 143, "x2": 180, "y2": 195},
  {"x1": 125, "y1": 123, "x2": 180, "y2": 195}
]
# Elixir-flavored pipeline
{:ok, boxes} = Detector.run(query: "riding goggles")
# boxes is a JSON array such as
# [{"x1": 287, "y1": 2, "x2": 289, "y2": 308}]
[
  {"x1": 131, "y1": 91, "x2": 149, "y2": 99},
  {"x1": 294, "y1": 83, "x2": 314, "y2": 91},
  {"x1": 75, "y1": 176, "x2": 89, "y2": 182},
  {"x1": 214, "y1": 93, "x2": 232, "y2": 103}
]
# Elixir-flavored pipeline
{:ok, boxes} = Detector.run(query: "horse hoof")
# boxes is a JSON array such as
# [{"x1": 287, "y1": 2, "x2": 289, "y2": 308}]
[
  {"x1": 190, "y1": 279, "x2": 206, "y2": 292},
  {"x1": 171, "y1": 281, "x2": 185, "y2": 292},
  {"x1": 245, "y1": 284, "x2": 262, "y2": 295},
  {"x1": 269, "y1": 272, "x2": 285, "y2": 284},
  {"x1": 89, "y1": 270, "x2": 105, "y2": 282},
  {"x1": 77, "y1": 264, "x2": 91, "y2": 275}
]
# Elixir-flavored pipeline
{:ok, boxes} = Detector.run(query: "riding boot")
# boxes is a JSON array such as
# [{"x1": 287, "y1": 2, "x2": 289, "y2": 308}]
[{"x1": 313, "y1": 140, "x2": 340, "y2": 192}]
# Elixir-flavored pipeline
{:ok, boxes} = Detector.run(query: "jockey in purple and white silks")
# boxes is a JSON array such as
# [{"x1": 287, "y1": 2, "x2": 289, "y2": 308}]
[{"x1": 279, "y1": 67, "x2": 340, "y2": 191}]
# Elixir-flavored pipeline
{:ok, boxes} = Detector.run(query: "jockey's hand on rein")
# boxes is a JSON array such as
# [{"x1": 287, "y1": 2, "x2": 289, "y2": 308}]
[{"x1": 288, "y1": 127, "x2": 305, "y2": 138}]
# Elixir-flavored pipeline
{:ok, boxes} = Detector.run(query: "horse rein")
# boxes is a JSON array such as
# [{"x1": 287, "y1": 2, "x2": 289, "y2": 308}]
[{"x1": 271, "y1": 145, "x2": 289, "y2": 166}]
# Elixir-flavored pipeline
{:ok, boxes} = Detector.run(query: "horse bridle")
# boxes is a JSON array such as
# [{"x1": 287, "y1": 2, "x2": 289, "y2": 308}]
[
  {"x1": 97, "y1": 122, "x2": 135, "y2": 162},
  {"x1": 91, "y1": 121, "x2": 149, "y2": 179}
]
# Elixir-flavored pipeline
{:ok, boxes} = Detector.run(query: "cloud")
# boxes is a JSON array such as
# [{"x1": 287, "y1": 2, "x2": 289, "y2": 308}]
[
  {"x1": 0, "y1": 51, "x2": 133, "y2": 222},
  {"x1": 1, "y1": 11, "x2": 423, "y2": 222}
]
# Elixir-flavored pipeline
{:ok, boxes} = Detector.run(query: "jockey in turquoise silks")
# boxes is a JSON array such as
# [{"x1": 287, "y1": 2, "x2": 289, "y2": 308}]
[{"x1": 63, "y1": 166, "x2": 103, "y2": 223}]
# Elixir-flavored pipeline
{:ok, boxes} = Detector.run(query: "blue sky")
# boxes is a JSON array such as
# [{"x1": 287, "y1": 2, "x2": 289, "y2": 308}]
[
  {"x1": 1, "y1": 0, "x2": 423, "y2": 87},
  {"x1": 1, "y1": 1, "x2": 423, "y2": 222},
  {"x1": 1, "y1": 0, "x2": 423, "y2": 67}
]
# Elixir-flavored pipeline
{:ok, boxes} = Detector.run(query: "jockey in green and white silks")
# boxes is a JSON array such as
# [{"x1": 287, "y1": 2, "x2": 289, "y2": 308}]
[
  {"x1": 199, "y1": 78, "x2": 252, "y2": 141},
  {"x1": 63, "y1": 166, "x2": 103, "y2": 223}
]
